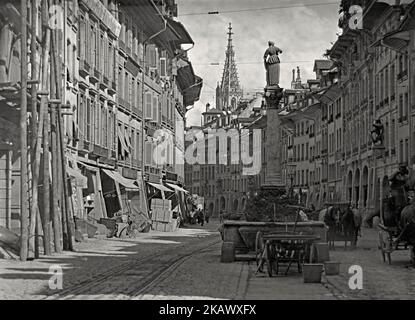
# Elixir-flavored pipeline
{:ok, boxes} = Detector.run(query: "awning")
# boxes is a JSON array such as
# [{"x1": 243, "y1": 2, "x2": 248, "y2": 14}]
[
  {"x1": 371, "y1": 30, "x2": 410, "y2": 51},
  {"x1": 66, "y1": 165, "x2": 88, "y2": 188},
  {"x1": 166, "y1": 17, "x2": 194, "y2": 45},
  {"x1": 118, "y1": 0, "x2": 165, "y2": 38},
  {"x1": 147, "y1": 182, "x2": 173, "y2": 193},
  {"x1": 183, "y1": 75, "x2": 203, "y2": 107},
  {"x1": 102, "y1": 169, "x2": 140, "y2": 190},
  {"x1": 166, "y1": 182, "x2": 189, "y2": 194}
]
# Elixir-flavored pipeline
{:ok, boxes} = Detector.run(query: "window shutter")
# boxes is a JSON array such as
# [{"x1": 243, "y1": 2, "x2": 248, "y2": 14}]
[
  {"x1": 153, "y1": 96, "x2": 158, "y2": 122},
  {"x1": 160, "y1": 58, "x2": 166, "y2": 77},
  {"x1": 145, "y1": 92, "x2": 152, "y2": 119},
  {"x1": 145, "y1": 141, "x2": 152, "y2": 165},
  {"x1": 149, "y1": 45, "x2": 157, "y2": 69}
]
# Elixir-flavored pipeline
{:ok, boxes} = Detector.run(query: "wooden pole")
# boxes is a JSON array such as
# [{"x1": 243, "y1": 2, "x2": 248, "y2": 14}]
[
  {"x1": 50, "y1": 24, "x2": 74, "y2": 251},
  {"x1": 40, "y1": 0, "x2": 52, "y2": 255},
  {"x1": 20, "y1": 0, "x2": 29, "y2": 261},
  {"x1": 42, "y1": 96, "x2": 52, "y2": 255},
  {"x1": 49, "y1": 15, "x2": 63, "y2": 253},
  {"x1": 29, "y1": 0, "x2": 39, "y2": 258}
]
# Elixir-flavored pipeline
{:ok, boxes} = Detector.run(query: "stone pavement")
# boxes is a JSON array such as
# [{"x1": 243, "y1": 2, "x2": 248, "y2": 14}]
[
  {"x1": 0, "y1": 222, "x2": 222, "y2": 300},
  {"x1": 322, "y1": 227, "x2": 415, "y2": 300},
  {"x1": 1, "y1": 221, "x2": 414, "y2": 300},
  {"x1": 244, "y1": 263, "x2": 336, "y2": 300}
]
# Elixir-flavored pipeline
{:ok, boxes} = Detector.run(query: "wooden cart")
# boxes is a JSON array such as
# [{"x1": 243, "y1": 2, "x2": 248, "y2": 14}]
[
  {"x1": 378, "y1": 220, "x2": 415, "y2": 265},
  {"x1": 255, "y1": 232, "x2": 320, "y2": 277},
  {"x1": 254, "y1": 206, "x2": 320, "y2": 277}
]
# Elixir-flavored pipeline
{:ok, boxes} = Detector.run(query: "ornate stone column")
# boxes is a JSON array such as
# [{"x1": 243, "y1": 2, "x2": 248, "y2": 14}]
[{"x1": 261, "y1": 85, "x2": 285, "y2": 190}]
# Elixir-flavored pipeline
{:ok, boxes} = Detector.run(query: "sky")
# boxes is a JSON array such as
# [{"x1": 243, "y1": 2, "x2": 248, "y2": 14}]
[{"x1": 175, "y1": 0, "x2": 342, "y2": 126}]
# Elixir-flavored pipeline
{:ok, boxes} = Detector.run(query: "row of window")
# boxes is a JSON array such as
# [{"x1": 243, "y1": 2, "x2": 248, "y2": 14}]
[
  {"x1": 78, "y1": 13, "x2": 116, "y2": 82},
  {"x1": 78, "y1": 92, "x2": 116, "y2": 150}
]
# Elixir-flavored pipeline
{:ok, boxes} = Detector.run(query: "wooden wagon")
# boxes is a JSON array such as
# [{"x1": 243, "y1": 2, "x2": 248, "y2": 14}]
[
  {"x1": 321, "y1": 202, "x2": 359, "y2": 248},
  {"x1": 378, "y1": 199, "x2": 415, "y2": 265},
  {"x1": 254, "y1": 205, "x2": 320, "y2": 277}
]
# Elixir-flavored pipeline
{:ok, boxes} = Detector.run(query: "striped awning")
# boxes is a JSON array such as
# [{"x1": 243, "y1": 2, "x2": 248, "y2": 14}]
[
  {"x1": 147, "y1": 182, "x2": 173, "y2": 193},
  {"x1": 166, "y1": 182, "x2": 189, "y2": 194},
  {"x1": 102, "y1": 169, "x2": 140, "y2": 190}
]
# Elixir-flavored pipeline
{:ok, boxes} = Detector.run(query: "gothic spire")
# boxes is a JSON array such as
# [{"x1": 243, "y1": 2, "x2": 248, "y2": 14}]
[{"x1": 218, "y1": 23, "x2": 243, "y2": 111}]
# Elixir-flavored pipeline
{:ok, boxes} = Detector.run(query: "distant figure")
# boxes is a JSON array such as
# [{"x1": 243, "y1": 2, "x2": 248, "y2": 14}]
[{"x1": 219, "y1": 210, "x2": 224, "y2": 224}]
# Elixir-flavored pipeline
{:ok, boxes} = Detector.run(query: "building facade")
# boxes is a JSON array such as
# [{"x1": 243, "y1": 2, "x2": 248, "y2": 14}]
[
  {"x1": 0, "y1": 0, "x2": 201, "y2": 238},
  {"x1": 280, "y1": 0, "x2": 415, "y2": 220}
]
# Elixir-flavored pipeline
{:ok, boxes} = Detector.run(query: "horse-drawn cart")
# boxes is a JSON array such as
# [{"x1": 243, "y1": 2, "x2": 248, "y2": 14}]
[
  {"x1": 378, "y1": 198, "x2": 415, "y2": 265},
  {"x1": 254, "y1": 205, "x2": 321, "y2": 277},
  {"x1": 255, "y1": 231, "x2": 319, "y2": 277},
  {"x1": 319, "y1": 202, "x2": 361, "y2": 248}
]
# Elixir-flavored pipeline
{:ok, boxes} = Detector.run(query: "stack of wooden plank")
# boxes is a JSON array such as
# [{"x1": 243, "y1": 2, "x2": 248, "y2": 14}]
[{"x1": 151, "y1": 199, "x2": 178, "y2": 232}]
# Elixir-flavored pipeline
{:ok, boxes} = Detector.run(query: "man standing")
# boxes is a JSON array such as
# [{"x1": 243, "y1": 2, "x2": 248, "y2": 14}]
[{"x1": 389, "y1": 165, "x2": 409, "y2": 209}]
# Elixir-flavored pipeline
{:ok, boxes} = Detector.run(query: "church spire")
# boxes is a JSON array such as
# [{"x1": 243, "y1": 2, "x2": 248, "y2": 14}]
[
  {"x1": 291, "y1": 69, "x2": 296, "y2": 89},
  {"x1": 217, "y1": 23, "x2": 243, "y2": 111}
]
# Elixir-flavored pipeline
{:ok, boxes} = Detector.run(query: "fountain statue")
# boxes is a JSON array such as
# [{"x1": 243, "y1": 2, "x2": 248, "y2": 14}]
[{"x1": 264, "y1": 41, "x2": 283, "y2": 87}]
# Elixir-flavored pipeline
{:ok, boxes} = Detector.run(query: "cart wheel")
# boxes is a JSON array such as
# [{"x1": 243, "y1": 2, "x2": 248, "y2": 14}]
[
  {"x1": 255, "y1": 231, "x2": 264, "y2": 268},
  {"x1": 255, "y1": 231, "x2": 264, "y2": 272}
]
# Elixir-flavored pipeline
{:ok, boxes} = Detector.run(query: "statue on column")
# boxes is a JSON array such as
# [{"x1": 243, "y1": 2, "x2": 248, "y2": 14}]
[
  {"x1": 264, "y1": 41, "x2": 282, "y2": 87},
  {"x1": 370, "y1": 119, "x2": 384, "y2": 146}
]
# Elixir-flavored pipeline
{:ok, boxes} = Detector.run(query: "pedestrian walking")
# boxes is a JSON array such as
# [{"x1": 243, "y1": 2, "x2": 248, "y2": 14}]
[{"x1": 219, "y1": 210, "x2": 224, "y2": 224}]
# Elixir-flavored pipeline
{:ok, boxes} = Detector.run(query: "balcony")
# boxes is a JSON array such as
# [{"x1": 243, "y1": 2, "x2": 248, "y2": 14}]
[
  {"x1": 90, "y1": 68, "x2": 100, "y2": 84},
  {"x1": 79, "y1": 59, "x2": 90, "y2": 77},
  {"x1": 92, "y1": 144, "x2": 109, "y2": 158}
]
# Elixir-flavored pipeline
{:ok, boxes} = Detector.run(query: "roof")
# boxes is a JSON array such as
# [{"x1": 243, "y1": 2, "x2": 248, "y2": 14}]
[{"x1": 313, "y1": 60, "x2": 333, "y2": 72}]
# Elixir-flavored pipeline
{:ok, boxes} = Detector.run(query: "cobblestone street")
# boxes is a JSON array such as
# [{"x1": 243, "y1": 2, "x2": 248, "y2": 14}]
[{"x1": 1, "y1": 220, "x2": 414, "y2": 300}]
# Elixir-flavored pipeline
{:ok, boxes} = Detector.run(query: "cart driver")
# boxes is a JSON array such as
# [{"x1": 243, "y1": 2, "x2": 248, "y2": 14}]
[{"x1": 389, "y1": 165, "x2": 409, "y2": 208}]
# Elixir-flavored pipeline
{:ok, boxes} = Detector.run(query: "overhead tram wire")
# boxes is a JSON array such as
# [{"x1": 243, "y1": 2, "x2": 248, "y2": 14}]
[
  {"x1": 193, "y1": 60, "x2": 315, "y2": 66},
  {"x1": 179, "y1": 1, "x2": 339, "y2": 16}
]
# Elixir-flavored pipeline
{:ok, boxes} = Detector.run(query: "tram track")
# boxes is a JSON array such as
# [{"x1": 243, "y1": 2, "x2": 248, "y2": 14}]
[
  {"x1": 46, "y1": 237, "x2": 221, "y2": 299},
  {"x1": 132, "y1": 240, "x2": 221, "y2": 298}
]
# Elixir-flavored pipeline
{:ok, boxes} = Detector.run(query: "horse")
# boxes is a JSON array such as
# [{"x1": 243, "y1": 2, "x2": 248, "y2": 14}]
[
  {"x1": 341, "y1": 206, "x2": 362, "y2": 248},
  {"x1": 319, "y1": 206, "x2": 340, "y2": 248},
  {"x1": 319, "y1": 205, "x2": 361, "y2": 249}
]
